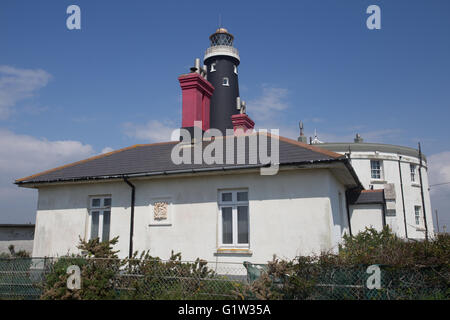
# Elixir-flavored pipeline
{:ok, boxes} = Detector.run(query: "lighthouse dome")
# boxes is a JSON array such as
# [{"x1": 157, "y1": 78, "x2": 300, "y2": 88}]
[{"x1": 204, "y1": 26, "x2": 240, "y2": 62}]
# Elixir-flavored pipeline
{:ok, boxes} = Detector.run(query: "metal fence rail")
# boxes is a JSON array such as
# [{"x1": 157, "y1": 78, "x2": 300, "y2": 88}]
[
  {"x1": 250, "y1": 265, "x2": 449, "y2": 300},
  {"x1": 0, "y1": 258, "x2": 50, "y2": 299},
  {"x1": 0, "y1": 258, "x2": 247, "y2": 300},
  {"x1": 0, "y1": 258, "x2": 448, "y2": 300}
]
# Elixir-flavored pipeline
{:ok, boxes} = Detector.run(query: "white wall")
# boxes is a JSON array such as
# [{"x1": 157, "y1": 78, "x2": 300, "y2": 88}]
[
  {"x1": 33, "y1": 168, "x2": 348, "y2": 263},
  {"x1": 344, "y1": 151, "x2": 433, "y2": 239},
  {"x1": 327, "y1": 172, "x2": 350, "y2": 245},
  {"x1": 349, "y1": 204, "x2": 384, "y2": 235}
]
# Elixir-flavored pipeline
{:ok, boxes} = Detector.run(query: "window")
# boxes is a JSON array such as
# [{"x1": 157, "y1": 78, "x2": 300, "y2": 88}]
[
  {"x1": 89, "y1": 196, "x2": 111, "y2": 242},
  {"x1": 410, "y1": 164, "x2": 417, "y2": 182},
  {"x1": 370, "y1": 160, "x2": 382, "y2": 180},
  {"x1": 222, "y1": 77, "x2": 229, "y2": 86},
  {"x1": 210, "y1": 62, "x2": 216, "y2": 72},
  {"x1": 234, "y1": 65, "x2": 238, "y2": 74},
  {"x1": 414, "y1": 206, "x2": 421, "y2": 225},
  {"x1": 218, "y1": 190, "x2": 249, "y2": 247}
]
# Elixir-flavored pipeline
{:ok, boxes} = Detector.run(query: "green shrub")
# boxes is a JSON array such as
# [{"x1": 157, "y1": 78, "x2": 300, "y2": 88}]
[
  {"x1": 236, "y1": 228, "x2": 450, "y2": 300},
  {"x1": 120, "y1": 251, "x2": 222, "y2": 300},
  {"x1": 41, "y1": 236, "x2": 122, "y2": 300},
  {"x1": 339, "y1": 226, "x2": 450, "y2": 267},
  {"x1": 41, "y1": 239, "x2": 239, "y2": 300}
]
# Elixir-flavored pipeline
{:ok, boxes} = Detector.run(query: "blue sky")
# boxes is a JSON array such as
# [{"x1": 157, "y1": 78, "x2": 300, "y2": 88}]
[{"x1": 1, "y1": 0, "x2": 449, "y2": 229}]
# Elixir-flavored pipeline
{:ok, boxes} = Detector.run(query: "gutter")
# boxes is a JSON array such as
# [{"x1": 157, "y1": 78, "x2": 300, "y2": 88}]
[
  {"x1": 15, "y1": 164, "x2": 265, "y2": 186},
  {"x1": 18, "y1": 159, "x2": 356, "y2": 187},
  {"x1": 381, "y1": 190, "x2": 387, "y2": 228},
  {"x1": 344, "y1": 189, "x2": 354, "y2": 237},
  {"x1": 123, "y1": 177, "x2": 135, "y2": 258}
]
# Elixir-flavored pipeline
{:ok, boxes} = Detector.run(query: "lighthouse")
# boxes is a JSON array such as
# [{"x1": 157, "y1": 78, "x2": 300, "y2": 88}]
[
  {"x1": 179, "y1": 27, "x2": 254, "y2": 137},
  {"x1": 204, "y1": 28, "x2": 242, "y2": 133}
]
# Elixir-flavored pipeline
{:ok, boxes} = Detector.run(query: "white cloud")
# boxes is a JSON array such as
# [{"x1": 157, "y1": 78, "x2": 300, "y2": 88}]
[
  {"x1": 428, "y1": 151, "x2": 450, "y2": 194},
  {"x1": 245, "y1": 85, "x2": 295, "y2": 138},
  {"x1": 427, "y1": 151, "x2": 450, "y2": 231},
  {"x1": 101, "y1": 147, "x2": 115, "y2": 154},
  {"x1": 123, "y1": 120, "x2": 179, "y2": 142},
  {"x1": 0, "y1": 129, "x2": 95, "y2": 223},
  {"x1": 247, "y1": 86, "x2": 289, "y2": 122},
  {"x1": 0, "y1": 129, "x2": 94, "y2": 175},
  {"x1": 0, "y1": 65, "x2": 52, "y2": 119}
]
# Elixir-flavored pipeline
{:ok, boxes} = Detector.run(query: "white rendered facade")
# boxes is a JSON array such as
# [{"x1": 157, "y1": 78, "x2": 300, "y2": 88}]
[
  {"x1": 31, "y1": 167, "x2": 352, "y2": 262},
  {"x1": 320, "y1": 142, "x2": 434, "y2": 240}
]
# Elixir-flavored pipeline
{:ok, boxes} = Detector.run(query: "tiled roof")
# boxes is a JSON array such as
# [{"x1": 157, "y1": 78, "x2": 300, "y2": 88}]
[
  {"x1": 16, "y1": 134, "x2": 344, "y2": 185},
  {"x1": 348, "y1": 189, "x2": 385, "y2": 205}
]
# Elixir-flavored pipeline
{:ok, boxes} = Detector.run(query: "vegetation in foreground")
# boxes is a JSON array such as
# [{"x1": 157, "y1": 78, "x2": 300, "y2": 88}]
[{"x1": 2, "y1": 227, "x2": 448, "y2": 300}]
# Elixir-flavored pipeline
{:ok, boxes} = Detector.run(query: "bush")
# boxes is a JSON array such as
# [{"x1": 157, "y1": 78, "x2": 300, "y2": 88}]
[
  {"x1": 41, "y1": 237, "x2": 123, "y2": 300},
  {"x1": 41, "y1": 239, "x2": 238, "y2": 300},
  {"x1": 339, "y1": 226, "x2": 450, "y2": 267},
  {"x1": 120, "y1": 251, "x2": 228, "y2": 300},
  {"x1": 235, "y1": 228, "x2": 450, "y2": 300}
]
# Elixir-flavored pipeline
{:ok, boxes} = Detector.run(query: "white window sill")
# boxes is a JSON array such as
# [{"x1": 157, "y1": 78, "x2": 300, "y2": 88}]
[
  {"x1": 148, "y1": 223, "x2": 172, "y2": 227},
  {"x1": 370, "y1": 179, "x2": 387, "y2": 184},
  {"x1": 411, "y1": 183, "x2": 421, "y2": 188},
  {"x1": 214, "y1": 248, "x2": 252, "y2": 256}
]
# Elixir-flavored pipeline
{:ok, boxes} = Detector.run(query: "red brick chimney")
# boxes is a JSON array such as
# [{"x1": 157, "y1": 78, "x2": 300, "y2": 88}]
[
  {"x1": 231, "y1": 113, "x2": 255, "y2": 135},
  {"x1": 178, "y1": 72, "x2": 214, "y2": 134}
]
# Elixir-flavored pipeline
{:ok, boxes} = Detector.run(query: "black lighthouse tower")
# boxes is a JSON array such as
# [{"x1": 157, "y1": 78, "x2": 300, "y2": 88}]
[{"x1": 204, "y1": 28, "x2": 241, "y2": 133}]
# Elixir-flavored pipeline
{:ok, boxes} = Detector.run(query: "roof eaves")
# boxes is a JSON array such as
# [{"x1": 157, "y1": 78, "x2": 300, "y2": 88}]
[
  {"x1": 14, "y1": 141, "x2": 178, "y2": 184},
  {"x1": 15, "y1": 158, "x2": 347, "y2": 186}
]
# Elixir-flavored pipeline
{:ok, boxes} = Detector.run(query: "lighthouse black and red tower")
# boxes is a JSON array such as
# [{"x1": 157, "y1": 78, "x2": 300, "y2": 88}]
[
  {"x1": 179, "y1": 27, "x2": 254, "y2": 137},
  {"x1": 204, "y1": 28, "x2": 242, "y2": 133}
]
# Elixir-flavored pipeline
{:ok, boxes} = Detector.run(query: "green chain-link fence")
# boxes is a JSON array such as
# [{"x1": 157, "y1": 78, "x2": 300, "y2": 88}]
[
  {"x1": 294, "y1": 265, "x2": 449, "y2": 300},
  {"x1": 0, "y1": 258, "x2": 246, "y2": 300},
  {"x1": 0, "y1": 258, "x2": 51, "y2": 299},
  {"x1": 0, "y1": 258, "x2": 448, "y2": 300}
]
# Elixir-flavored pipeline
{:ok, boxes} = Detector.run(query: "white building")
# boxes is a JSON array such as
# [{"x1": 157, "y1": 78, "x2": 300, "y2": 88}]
[
  {"x1": 16, "y1": 134, "x2": 364, "y2": 263},
  {"x1": 14, "y1": 27, "x2": 434, "y2": 263},
  {"x1": 317, "y1": 134, "x2": 433, "y2": 240}
]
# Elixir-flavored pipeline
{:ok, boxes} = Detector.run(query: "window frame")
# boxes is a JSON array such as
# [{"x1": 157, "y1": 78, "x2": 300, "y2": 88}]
[
  {"x1": 414, "y1": 205, "x2": 421, "y2": 225},
  {"x1": 89, "y1": 195, "x2": 112, "y2": 242},
  {"x1": 370, "y1": 160, "x2": 383, "y2": 180},
  {"x1": 410, "y1": 164, "x2": 417, "y2": 183},
  {"x1": 222, "y1": 77, "x2": 229, "y2": 86},
  {"x1": 233, "y1": 64, "x2": 238, "y2": 74},
  {"x1": 210, "y1": 62, "x2": 216, "y2": 72},
  {"x1": 218, "y1": 190, "x2": 250, "y2": 249}
]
